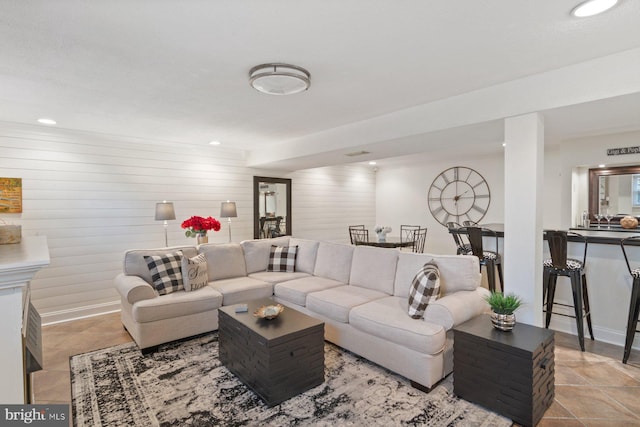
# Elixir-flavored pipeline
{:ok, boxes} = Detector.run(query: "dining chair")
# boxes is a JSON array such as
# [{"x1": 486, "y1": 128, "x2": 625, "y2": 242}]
[
  {"x1": 620, "y1": 235, "x2": 640, "y2": 363},
  {"x1": 349, "y1": 225, "x2": 366, "y2": 244},
  {"x1": 543, "y1": 230, "x2": 593, "y2": 352},
  {"x1": 350, "y1": 229, "x2": 369, "y2": 244},
  {"x1": 411, "y1": 228, "x2": 427, "y2": 253},
  {"x1": 446, "y1": 222, "x2": 471, "y2": 255},
  {"x1": 400, "y1": 225, "x2": 421, "y2": 244},
  {"x1": 463, "y1": 226, "x2": 504, "y2": 293}
]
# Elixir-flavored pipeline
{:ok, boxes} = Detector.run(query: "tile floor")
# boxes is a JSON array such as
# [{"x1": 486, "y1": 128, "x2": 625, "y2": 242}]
[{"x1": 32, "y1": 312, "x2": 640, "y2": 426}]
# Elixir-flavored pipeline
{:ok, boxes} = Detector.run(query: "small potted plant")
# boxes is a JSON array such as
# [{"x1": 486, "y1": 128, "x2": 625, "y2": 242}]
[{"x1": 484, "y1": 291, "x2": 523, "y2": 331}]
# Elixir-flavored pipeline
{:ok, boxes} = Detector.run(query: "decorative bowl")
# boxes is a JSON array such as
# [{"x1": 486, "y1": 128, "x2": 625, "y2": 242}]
[{"x1": 253, "y1": 304, "x2": 284, "y2": 320}]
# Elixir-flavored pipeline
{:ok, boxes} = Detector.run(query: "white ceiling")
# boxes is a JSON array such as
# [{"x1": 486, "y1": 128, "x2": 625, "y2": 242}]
[{"x1": 1, "y1": 1, "x2": 639, "y2": 170}]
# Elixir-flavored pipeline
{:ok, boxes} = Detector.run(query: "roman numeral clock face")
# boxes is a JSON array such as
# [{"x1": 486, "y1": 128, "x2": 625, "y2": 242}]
[{"x1": 428, "y1": 166, "x2": 491, "y2": 226}]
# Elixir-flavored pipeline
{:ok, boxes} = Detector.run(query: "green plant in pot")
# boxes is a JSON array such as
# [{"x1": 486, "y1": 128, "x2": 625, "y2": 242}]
[{"x1": 485, "y1": 291, "x2": 523, "y2": 331}]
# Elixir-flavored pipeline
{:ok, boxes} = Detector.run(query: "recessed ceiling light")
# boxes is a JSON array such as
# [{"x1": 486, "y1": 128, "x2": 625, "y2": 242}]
[
  {"x1": 571, "y1": 0, "x2": 618, "y2": 17},
  {"x1": 369, "y1": 161, "x2": 377, "y2": 165},
  {"x1": 598, "y1": 164, "x2": 606, "y2": 168},
  {"x1": 37, "y1": 118, "x2": 56, "y2": 125},
  {"x1": 209, "y1": 140, "x2": 221, "y2": 146},
  {"x1": 502, "y1": 143, "x2": 506, "y2": 147}
]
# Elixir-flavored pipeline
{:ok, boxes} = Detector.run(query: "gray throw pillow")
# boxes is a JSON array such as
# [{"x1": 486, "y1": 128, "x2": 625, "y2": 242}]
[
  {"x1": 407, "y1": 260, "x2": 440, "y2": 319},
  {"x1": 181, "y1": 253, "x2": 209, "y2": 291}
]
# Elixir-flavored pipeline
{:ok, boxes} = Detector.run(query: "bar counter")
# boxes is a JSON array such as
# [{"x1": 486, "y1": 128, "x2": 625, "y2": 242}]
[
  {"x1": 455, "y1": 223, "x2": 640, "y2": 246},
  {"x1": 450, "y1": 223, "x2": 640, "y2": 356}
]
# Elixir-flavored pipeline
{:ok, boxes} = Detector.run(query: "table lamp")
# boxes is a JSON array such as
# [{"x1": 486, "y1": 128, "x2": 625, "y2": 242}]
[
  {"x1": 220, "y1": 201, "x2": 238, "y2": 242},
  {"x1": 155, "y1": 201, "x2": 176, "y2": 247}
]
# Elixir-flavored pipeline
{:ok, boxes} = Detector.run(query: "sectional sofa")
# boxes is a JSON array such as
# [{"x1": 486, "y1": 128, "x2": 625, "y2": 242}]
[{"x1": 114, "y1": 236, "x2": 489, "y2": 391}]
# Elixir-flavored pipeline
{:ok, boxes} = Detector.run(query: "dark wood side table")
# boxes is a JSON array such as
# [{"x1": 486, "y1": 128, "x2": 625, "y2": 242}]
[
  {"x1": 219, "y1": 298, "x2": 325, "y2": 406},
  {"x1": 453, "y1": 314, "x2": 555, "y2": 427}
]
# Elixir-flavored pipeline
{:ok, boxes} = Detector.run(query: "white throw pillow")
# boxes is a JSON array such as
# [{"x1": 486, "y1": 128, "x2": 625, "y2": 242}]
[{"x1": 181, "y1": 253, "x2": 209, "y2": 291}]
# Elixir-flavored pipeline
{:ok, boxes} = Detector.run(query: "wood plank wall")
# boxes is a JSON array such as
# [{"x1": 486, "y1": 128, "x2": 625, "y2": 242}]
[{"x1": 0, "y1": 123, "x2": 375, "y2": 323}]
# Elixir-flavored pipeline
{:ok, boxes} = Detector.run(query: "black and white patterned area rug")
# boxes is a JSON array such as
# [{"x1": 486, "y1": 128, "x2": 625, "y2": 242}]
[{"x1": 71, "y1": 333, "x2": 511, "y2": 426}]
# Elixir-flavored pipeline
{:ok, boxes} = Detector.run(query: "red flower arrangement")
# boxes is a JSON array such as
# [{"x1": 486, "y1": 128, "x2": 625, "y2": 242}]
[{"x1": 181, "y1": 216, "x2": 221, "y2": 237}]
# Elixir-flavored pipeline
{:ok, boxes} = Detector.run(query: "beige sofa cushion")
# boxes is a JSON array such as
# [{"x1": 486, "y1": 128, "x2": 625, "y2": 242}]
[
  {"x1": 394, "y1": 252, "x2": 480, "y2": 298},
  {"x1": 248, "y1": 271, "x2": 310, "y2": 284},
  {"x1": 198, "y1": 243, "x2": 247, "y2": 280},
  {"x1": 274, "y1": 276, "x2": 344, "y2": 306},
  {"x1": 123, "y1": 246, "x2": 198, "y2": 285},
  {"x1": 349, "y1": 246, "x2": 399, "y2": 294},
  {"x1": 208, "y1": 277, "x2": 273, "y2": 306},
  {"x1": 313, "y1": 242, "x2": 354, "y2": 283},
  {"x1": 306, "y1": 285, "x2": 388, "y2": 323},
  {"x1": 240, "y1": 237, "x2": 291, "y2": 273},
  {"x1": 349, "y1": 296, "x2": 446, "y2": 355},
  {"x1": 132, "y1": 286, "x2": 223, "y2": 323},
  {"x1": 289, "y1": 238, "x2": 320, "y2": 274}
]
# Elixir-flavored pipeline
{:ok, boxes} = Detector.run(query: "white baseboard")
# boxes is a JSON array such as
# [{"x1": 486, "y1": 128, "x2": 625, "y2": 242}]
[
  {"x1": 40, "y1": 301, "x2": 121, "y2": 326},
  {"x1": 548, "y1": 315, "x2": 640, "y2": 352}
]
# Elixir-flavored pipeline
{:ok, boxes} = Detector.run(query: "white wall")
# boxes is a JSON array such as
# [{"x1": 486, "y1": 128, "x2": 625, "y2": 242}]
[
  {"x1": 0, "y1": 123, "x2": 375, "y2": 323},
  {"x1": 375, "y1": 150, "x2": 505, "y2": 254},
  {"x1": 376, "y1": 129, "x2": 640, "y2": 350}
]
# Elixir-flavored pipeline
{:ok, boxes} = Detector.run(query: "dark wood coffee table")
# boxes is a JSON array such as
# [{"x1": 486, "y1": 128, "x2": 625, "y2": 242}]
[
  {"x1": 218, "y1": 298, "x2": 325, "y2": 406},
  {"x1": 453, "y1": 314, "x2": 555, "y2": 427}
]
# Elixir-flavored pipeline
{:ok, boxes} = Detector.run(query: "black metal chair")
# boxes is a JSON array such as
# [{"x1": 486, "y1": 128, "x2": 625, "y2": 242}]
[
  {"x1": 543, "y1": 230, "x2": 593, "y2": 352},
  {"x1": 350, "y1": 228, "x2": 369, "y2": 244},
  {"x1": 411, "y1": 228, "x2": 427, "y2": 253},
  {"x1": 446, "y1": 222, "x2": 472, "y2": 255},
  {"x1": 620, "y1": 236, "x2": 640, "y2": 363},
  {"x1": 462, "y1": 226, "x2": 504, "y2": 293},
  {"x1": 349, "y1": 225, "x2": 366, "y2": 244},
  {"x1": 400, "y1": 225, "x2": 420, "y2": 244}
]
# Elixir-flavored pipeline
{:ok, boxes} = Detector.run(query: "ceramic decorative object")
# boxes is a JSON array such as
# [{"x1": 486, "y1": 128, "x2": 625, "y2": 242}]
[
  {"x1": 620, "y1": 216, "x2": 638, "y2": 229},
  {"x1": 196, "y1": 234, "x2": 208, "y2": 244},
  {"x1": 0, "y1": 222, "x2": 21, "y2": 245},
  {"x1": 374, "y1": 226, "x2": 391, "y2": 243},
  {"x1": 253, "y1": 304, "x2": 284, "y2": 320},
  {"x1": 490, "y1": 311, "x2": 516, "y2": 331}
]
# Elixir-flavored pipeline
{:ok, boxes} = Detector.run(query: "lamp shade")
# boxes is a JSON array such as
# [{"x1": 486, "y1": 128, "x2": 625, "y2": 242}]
[
  {"x1": 155, "y1": 201, "x2": 176, "y2": 221},
  {"x1": 220, "y1": 201, "x2": 238, "y2": 218}
]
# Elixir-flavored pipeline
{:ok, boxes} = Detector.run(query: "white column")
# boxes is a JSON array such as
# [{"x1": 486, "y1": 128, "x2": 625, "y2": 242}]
[
  {"x1": 504, "y1": 114, "x2": 544, "y2": 326},
  {"x1": 0, "y1": 236, "x2": 50, "y2": 403}
]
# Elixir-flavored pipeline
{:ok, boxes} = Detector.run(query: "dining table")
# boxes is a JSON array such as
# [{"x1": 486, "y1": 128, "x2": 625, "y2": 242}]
[{"x1": 355, "y1": 238, "x2": 413, "y2": 249}]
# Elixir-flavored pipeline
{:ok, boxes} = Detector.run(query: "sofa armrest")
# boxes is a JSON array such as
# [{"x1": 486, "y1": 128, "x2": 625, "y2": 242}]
[
  {"x1": 114, "y1": 273, "x2": 157, "y2": 304},
  {"x1": 422, "y1": 287, "x2": 490, "y2": 330}
]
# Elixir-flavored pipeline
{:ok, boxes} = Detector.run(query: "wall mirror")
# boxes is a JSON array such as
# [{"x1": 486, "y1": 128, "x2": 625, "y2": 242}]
[
  {"x1": 589, "y1": 165, "x2": 640, "y2": 221},
  {"x1": 253, "y1": 176, "x2": 292, "y2": 239}
]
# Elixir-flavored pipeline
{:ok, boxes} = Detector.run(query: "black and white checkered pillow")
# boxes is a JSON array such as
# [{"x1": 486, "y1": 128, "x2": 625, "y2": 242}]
[
  {"x1": 144, "y1": 251, "x2": 184, "y2": 295},
  {"x1": 407, "y1": 260, "x2": 440, "y2": 319},
  {"x1": 267, "y1": 245, "x2": 298, "y2": 273},
  {"x1": 181, "y1": 253, "x2": 208, "y2": 292}
]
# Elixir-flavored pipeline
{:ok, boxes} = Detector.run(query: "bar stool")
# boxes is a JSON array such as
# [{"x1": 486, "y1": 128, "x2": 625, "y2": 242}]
[
  {"x1": 543, "y1": 230, "x2": 593, "y2": 351},
  {"x1": 446, "y1": 222, "x2": 472, "y2": 255},
  {"x1": 620, "y1": 236, "x2": 640, "y2": 363},
  {"x1": 464, "y1": 226, "x2": 504, "y2": 293}
]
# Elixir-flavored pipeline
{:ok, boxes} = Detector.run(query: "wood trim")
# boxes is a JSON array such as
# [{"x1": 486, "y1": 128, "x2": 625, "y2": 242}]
[{"x1": 588, "y1": 165, "x2": 640, "y2": 223}]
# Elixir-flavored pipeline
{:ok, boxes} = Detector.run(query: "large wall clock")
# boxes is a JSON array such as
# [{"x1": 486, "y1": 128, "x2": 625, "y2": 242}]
[{"x1": 428, "y1": 166, "x2": 491, "y2": 226}]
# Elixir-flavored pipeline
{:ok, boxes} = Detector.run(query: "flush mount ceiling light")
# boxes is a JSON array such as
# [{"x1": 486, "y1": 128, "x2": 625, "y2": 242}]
[
  {"x1": 37, "y1": 118, "x2": 56, "y2": 125},
  {"x1": 249, "y1": 63, "x2": 310, "y2": 95},
  {"x1": 571, "y1": 0, "x2": 618, "y2": 17}
]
